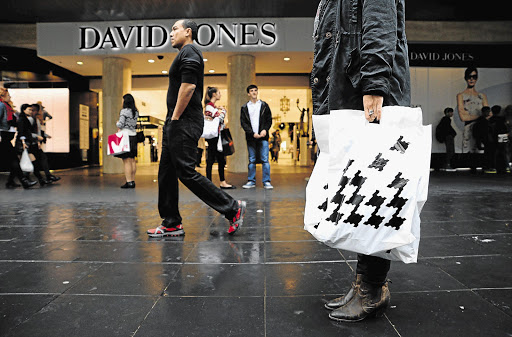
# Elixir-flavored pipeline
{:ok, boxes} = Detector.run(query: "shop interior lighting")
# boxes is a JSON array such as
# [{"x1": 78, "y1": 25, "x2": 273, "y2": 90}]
[
  {"x1": 209, "y1": 69, "x2": 215, "y2": 73},
  {"x1": 283, "y1": 57, "x2": 291, "y2": 61},
  {"x1": 148, "y1": 59, "x2": 155, "y2": 63},
  {"x1": 162, "y1": 70, "x2": 168, "y2": 74},
  {"x1": 76, "y1": 61, "x2": 84, "y2": 65},
  {"x1": 203, "y1": 58, "x2": 208, "y2": 62}
]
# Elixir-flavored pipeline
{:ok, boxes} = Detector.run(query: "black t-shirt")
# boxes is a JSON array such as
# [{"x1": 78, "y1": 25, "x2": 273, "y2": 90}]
[{"x1": 166, "y1": 44, "x2": 204, "y2": 125}]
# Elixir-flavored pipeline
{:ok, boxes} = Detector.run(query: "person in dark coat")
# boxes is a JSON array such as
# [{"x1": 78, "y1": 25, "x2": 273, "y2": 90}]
[
  {"x1": 436, "y1": 107, "x2": 457, "y2": 171},
  {"x1": 311, "y1": 0, "x2": 410, "y2": 322},
  {"x1": 490, "y1": 105, "x2": 510, "y2": 173},
  {"x1": 473, "y1": 106, "x2": 497, "y2": 173}
]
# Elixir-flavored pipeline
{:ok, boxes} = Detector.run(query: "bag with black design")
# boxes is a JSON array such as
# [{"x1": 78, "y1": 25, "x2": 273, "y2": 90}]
[
  {"x1": 304, "y1": 107, "x2": 431, "y2": 263},
  {"x1": 220, "y1": 128, "x2": 235, "y2": 156}
]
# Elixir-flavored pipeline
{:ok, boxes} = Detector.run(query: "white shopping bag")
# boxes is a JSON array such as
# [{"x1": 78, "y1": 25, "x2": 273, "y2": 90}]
[
  {"x1": 20, "y1": 149, "x2": 34, "y2": 173},
  {"x1": 107, "y1": 131, "x2": 130, "y2": 156},
  {"x1": 304, "y1": 107, "x2": 431, "y2": 263},
  {"x1": 201, "y1": 117, "x2": 220, "y2": 139}
]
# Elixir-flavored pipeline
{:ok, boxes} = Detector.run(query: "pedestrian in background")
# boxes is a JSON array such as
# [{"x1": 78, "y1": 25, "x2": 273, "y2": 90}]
[
  {"x1": 0, "y1": 89, "x2": 36, "y2": 189},
  {"x1": 240, "y1": 84, "x2": 273, "y2": 189},
  {"x1": 204, "y1": 86, "x2": 235, "y2": 189},
  {"x1": 146, "y1": 19, "x2": 245, "y2": 238},
  {"x1": 473, "y1": 106, "x2": 497, "y2": 173},
  {"x1": 311, "y1": 0, "x2": 410, "y2": 322},
  {"x1": 490, "y1": 105, "x2": 510, "y2": 173},
  {"x1": 116, "y1": 93, "x2": 139, "y2": 188},
  {"x1": 436, "y1": 107, "x2": 457, "y2": 171}
]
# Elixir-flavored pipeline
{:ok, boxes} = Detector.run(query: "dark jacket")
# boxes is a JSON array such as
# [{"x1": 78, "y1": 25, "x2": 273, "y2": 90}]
[
  {"x1": 240, "y1": 100, "x2": 272, "y2": 142},
  {"x1": 311, "y1": 0, "x2": 411, "y2": 115},
  {"x1": 436, "y1": 116, "x2": 456, "y2": 143},
  {"x1": 15, "y1": 112, "x2": 37, "y2": 154}
]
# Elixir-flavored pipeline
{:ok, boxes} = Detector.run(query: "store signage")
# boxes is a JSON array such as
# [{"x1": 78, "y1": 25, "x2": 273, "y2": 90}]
[
  {"x1": 78, "y1": 22, "x2": 277, "y2": 51},
  {"x1": 408, "y1": 44, "x2": 512, "y2": 68}
]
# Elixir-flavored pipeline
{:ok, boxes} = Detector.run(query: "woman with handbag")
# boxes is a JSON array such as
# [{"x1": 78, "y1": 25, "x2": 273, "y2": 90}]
[
  {"x1": 204, "y1": 87, "x2": 235, "y2": 189},
  {"x1": 116, "y1": 94, "x2": 139, "y2": 188},
  {"x1": 0, "y1": 89, "x2": 37, "y2": 189}
]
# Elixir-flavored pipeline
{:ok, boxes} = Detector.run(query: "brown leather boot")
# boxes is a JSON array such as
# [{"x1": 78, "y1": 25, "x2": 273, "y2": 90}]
[
  {"x1": 324, "y1": 274, "x2": 362, "y2": 310},
  {"x1": 328, "y1": 281, "x2": 390, "y2": 322}
]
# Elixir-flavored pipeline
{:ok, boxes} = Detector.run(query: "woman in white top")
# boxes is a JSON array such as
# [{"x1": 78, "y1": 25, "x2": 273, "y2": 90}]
[
  {"x1": 204, "y1": 87, "x2": 235, "y2": 189},
  {"x1": 116, "y1": 93, "x2": 139, "y2": 188}
]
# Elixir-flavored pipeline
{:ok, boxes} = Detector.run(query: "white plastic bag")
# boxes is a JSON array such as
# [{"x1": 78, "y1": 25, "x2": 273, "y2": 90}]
[
  {"x1": 20, "y1": 149, "x2": 34, "y2": 173},
  {"x1": 201, "y1": 117, "x2": 220, "y2": 139},
  {"x1": 304, "y1": 107, "x2": 431, "y2": 263},
  {"x1": 107, "y1": 131, "x2": 130, "y2": 156}
]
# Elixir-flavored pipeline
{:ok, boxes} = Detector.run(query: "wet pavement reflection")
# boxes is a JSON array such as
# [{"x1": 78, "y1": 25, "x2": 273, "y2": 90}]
[{"x1": 0, "y1": 167, "x2": 511, "y2": 336}]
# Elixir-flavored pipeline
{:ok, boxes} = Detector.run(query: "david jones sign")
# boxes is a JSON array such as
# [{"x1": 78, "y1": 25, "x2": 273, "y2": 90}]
[{"x1": 79, "y1": 22, "x2": 277, "y2": 50}]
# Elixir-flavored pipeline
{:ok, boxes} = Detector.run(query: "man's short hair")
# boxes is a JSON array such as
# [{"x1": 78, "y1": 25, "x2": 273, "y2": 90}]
[
  {"x1": 481, "y1": 106, "x2": 491, "y2": 117},
  {"x1": 180, "y1": 19, "x2": 198, "y2": 41},
  {"x1": 444, "y1": 107, "x2": 453, "y2": 115},
  {"x1": 246, "y1": 84, "x2": 258, "y2": 93},
  {"x1": 31, "y1": 103, "x2": 40, "y2": 112}
]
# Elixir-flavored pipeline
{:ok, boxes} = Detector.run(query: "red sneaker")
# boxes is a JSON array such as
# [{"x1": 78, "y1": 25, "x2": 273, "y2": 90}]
[
  {"x1": 228, "y1": 200, "x2": 246, "y2": 235},
  {"x1": 147, "y1": 224, "x2": 185, "y2": 237}
]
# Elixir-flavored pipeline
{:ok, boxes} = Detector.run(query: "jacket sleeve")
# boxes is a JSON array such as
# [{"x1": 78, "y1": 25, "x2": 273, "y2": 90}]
[
  {"x1": 360, "y1": 0, "x2": 399, "y2": 97},
  {"x1": 262, "y1": 103, "x2": 273, "y2": 131},
  {"x1": 240, "y1": 106, "x2": 253, "y2": 135},
  {"x1": 116, "y1": 109, "x2": 126, "y2": 129}
]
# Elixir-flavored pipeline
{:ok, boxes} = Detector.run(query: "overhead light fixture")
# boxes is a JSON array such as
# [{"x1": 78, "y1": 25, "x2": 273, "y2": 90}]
[
  {"x1": 283, "y1": 57, "x2": 291, "y2": 61},
  {"x1": 209, "y1": 70, "x2": 215, "y2": 73},
  {"x1": 162, "y1": 70, "x2": 168, "y2": 74},
  {"x1": 77, "y1": 61, "x2": 84, "y2": 65},
  {"x1": 148, "y1": 59, "x2": 155, "y2": 63},
  {"x1": 203, "y1": 58, "x2": 208, "y2": 62}
]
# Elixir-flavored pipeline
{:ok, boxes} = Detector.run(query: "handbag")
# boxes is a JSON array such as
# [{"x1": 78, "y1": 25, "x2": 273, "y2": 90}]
[
  {"x1": 220, "y1": 128, "x2": 235, "y2": 156},
  {"x1": 20, "y1": 149, "x2": 34, "y2": 173},
  {"x1": 107, "y1": 131, "x2": 130, "y2": 156},
  {"x1": 201, "y1": 116, "x2": 221, "y2": 139},
  {"x1": 304, "y1": 107, "x2": 431, "y2": 263},
  {"x1": 136, "y1": 121, "x2": 145, "y2": 143}
]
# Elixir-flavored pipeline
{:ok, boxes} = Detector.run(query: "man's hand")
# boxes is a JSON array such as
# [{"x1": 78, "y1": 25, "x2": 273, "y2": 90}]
[
  {"x1": 259, "y1": 130, "x2": 267, "y2": 138},
  {"x1": 253, "y1": 133, "x2": 261, "y2": 139},
  {"x1": 363, "y1": 95, "x2": 384, "y2": 122}
]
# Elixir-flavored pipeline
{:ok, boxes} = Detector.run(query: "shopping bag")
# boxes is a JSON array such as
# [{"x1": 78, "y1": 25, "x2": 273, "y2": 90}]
[
  {"x1": 136, "y1": 121, "x2": 145, "y2": 143},
  {"x1": 304, "y1": 107, "x2": 431, "y2": 263},
  {"x1": 220, "y1": 128, "x2": 235, "y2": 156},
  {"x1": 107, "y1": 131, "x2": 130, "y2": 156},
  {"x1": 201, "y1": 116, "x2": 220, "y2": 139},
  {"x1": 20, "y1": 149, "x2": 34, "y2": 173}
]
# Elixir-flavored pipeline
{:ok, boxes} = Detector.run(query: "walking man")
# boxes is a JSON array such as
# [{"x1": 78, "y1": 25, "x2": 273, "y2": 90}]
[
  {"x1": 147, "y1": 19, "x2": 246, "y2": 237},
  {"x1": 311, "y1": 0, "x2": 411, "y2": 322},
  {"x1": 240, "y1": 84, "x2": 273, "y2": 189}
]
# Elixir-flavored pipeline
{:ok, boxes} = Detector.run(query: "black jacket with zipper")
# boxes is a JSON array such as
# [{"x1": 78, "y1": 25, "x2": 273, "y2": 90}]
[
  {"x1": 240, "y1": 100, "x2": 273, "y2": 142},
  {"x1": 311, "y1": 0, "x2": 411, "y2": 115}
]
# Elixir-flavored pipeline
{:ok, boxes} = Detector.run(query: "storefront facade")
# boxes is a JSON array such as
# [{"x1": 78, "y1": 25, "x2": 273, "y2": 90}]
[{"x1": 2, "y1": 13, "x2": 511, "y2": 171}]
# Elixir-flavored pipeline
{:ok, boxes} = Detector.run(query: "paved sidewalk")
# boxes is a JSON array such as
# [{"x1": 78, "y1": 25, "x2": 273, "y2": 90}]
[{"x1": 0, "y1": 165, "x2": 511, "y2": 336}]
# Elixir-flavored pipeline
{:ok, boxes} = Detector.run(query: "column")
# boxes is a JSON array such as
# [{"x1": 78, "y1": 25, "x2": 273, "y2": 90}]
[
  {"x1": 102, "y1": 57, "x2": 132, "y2": 174},
  {"x1": 226, "y1": 54, "x2": 256, "y2": 173}
]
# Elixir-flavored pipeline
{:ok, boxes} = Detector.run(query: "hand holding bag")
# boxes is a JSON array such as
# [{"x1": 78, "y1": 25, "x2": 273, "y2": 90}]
[
  {"x1": 20, "y1": 149, "x2": 34, "y2": 173},
  {"x1": 304, "y1": 107, "x2": 431, "y2": 263},
  {"x1": 201, "y1": 116, "x2": 221, "y2": 139},
  {"x1": 107, "y1": 131, "x2": 130, "y2": 156}
]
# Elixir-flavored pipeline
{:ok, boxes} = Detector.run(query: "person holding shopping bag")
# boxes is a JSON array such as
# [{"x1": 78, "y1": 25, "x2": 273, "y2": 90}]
[
  {"x1": 203, "y1": 86, "x2": 235, "y2": 189},
  {"x1": 116, "y1": 93, "x2": 139, "y2": 189},
  {"x1": 310, "y1": 0, "x2": 411, "y2": 322}
]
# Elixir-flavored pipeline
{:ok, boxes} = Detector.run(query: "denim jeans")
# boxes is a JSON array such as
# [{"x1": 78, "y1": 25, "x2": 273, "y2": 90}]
[{"x1": 247, "y1": 139, "x2": 270, "y2": 183}]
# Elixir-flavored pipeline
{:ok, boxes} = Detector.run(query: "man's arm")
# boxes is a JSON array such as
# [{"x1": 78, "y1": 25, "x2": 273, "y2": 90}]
[
  {"x1": 172, "y1": 83, "x2": 196, "y2": 120},
  {"x1": 260, "y1": 103, "x2": 273, "y2": 137}
]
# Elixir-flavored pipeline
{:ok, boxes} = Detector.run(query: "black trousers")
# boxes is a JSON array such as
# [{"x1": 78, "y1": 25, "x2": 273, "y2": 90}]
[
  {"x1": 445, "y1": 135, "x2": 455, "y2": 167},
  {"x1": 158, "y1": 118, "x2": 238, "y2": 226},
  {"x1": 356, "y1": 254, "x2": 391, "y2": 286},
  {"x1": 206, "y1": 137, "x2": 226, "y2": 182},
  {"x1": 0, "y1": 132, "x2": 23, "y2": 182}
]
